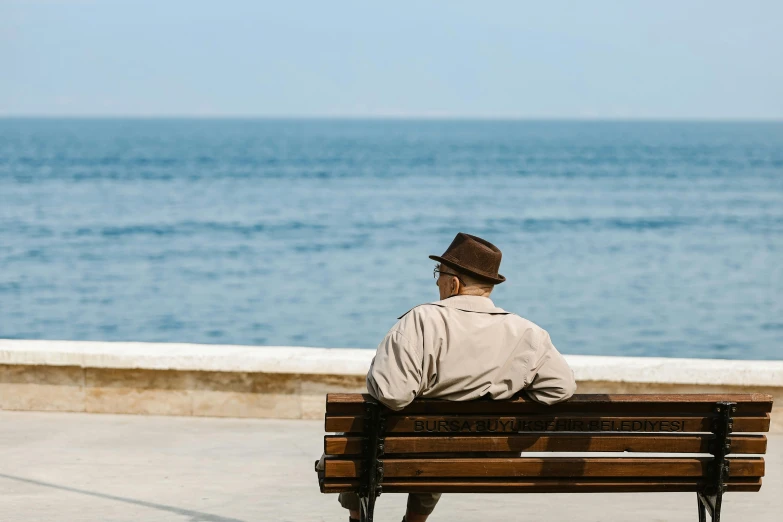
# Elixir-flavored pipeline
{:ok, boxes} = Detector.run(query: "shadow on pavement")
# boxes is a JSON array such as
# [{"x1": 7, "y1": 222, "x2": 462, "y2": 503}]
[{"x1": 0, "y1": 472, "x2": 245, "y2": 522}]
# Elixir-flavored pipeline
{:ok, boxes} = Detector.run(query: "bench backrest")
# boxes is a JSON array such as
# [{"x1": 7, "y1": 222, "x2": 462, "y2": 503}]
[{"x1": 320, "y1": 393, "x2": 772, "y2": 495}]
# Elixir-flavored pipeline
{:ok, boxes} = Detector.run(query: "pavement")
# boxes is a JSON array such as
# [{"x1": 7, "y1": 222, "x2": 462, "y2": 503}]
[{"x1": 0, "y1": 411, "x2": 779, "y2": 522}]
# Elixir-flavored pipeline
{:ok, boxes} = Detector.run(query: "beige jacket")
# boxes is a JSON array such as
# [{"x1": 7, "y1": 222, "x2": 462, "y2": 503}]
[{"x1": 366, "y1": 295, "x2": 576, "y2": 410}]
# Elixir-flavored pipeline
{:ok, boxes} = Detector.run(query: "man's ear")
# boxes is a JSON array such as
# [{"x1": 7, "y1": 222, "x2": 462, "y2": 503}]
[{"x1": 451, "y1": 276, "x2": 460, "y2": 296}]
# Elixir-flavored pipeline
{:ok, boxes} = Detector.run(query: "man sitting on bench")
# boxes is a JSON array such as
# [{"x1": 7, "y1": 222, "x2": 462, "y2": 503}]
[{"x1": 330, "y1": 232, "x2": 577, "y2": 522}]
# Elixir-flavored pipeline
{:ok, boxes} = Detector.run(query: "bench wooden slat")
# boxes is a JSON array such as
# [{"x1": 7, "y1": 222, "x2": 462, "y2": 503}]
[
  {"x1": 326, "y1": 393, "x2": 774, "y2": 416},
  {"x1": 325, "y1": 414, "x2": 770, "y2": 434},
  {"x1": 321, "y1": 477, "x2": 763, "y2": 494},
  {"x1": 324, "y1": 433, "x2": 768, "y2": 455},
  {"x1": 324, "y1": 457, "x2": 764, "y2": 479}
]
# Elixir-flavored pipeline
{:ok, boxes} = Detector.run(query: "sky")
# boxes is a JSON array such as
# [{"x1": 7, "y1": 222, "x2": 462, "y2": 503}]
[{"x1": 2, "y1": 0, "x2": 782, "y2": 119}]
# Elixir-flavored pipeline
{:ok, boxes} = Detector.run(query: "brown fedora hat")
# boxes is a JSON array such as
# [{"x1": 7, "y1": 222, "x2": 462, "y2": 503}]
[{"x1": 429, "y1": 232, "x2": 506, "y2": 284}]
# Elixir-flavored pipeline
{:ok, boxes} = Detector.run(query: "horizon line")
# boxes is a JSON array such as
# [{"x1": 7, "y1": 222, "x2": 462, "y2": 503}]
[{"x1": 2, "y1": 115, "x2": 783, "y2": 123}]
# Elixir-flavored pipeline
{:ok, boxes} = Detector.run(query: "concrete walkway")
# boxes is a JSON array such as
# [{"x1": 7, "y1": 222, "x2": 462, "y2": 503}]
[{"x1": 0, "y1": 411, "x2": 779, "y2": 522}]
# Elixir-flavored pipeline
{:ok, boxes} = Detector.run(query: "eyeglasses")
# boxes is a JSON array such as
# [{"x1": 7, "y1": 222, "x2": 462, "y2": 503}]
[{"x1": 433, "y1": 265, "x2": 465, "y2": 286}]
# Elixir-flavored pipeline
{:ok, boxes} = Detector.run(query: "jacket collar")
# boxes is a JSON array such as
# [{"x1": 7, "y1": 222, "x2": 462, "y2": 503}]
[
  {"x1": 398, "y1": 295, "x2": 509, "y2": 319},
  {"x1": 429, "y1": 295, "x2": 508, "y2": 314}
]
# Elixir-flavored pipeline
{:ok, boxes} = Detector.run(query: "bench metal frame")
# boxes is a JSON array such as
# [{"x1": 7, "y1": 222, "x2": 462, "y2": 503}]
[
  {"x1": 358, "y1": 398, "x2": 385, "y2": 522},
  {"x1": 697, "y1": 401, "x2": 735, "y2": 522}
]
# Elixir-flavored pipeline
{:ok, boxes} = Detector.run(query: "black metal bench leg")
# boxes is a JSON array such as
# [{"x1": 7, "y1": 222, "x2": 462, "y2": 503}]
[
  {"x1": 359, "y1": 496, "x2": 367, "y2": 522},
  {"x1": 697, "y1": 493, "x2": 707, "y2": 522},
  {"x1": 713, "y1": 493, "x2": 723, "y2": 522},
  {"x1": 358, "y1": 494, "x2": 376, "y2": 522}
]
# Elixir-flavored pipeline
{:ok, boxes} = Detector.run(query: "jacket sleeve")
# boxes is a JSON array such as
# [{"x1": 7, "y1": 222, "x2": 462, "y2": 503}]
[
  {"x1": 524, "y1": 329, "x2": 577, "y2": 405},
  {"x1": 366, "y1": 328, "x2": 423, "y2": 411}
]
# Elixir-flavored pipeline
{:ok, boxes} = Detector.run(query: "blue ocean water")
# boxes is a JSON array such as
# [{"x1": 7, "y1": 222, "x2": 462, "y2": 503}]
[{"x1": 0, "y1": 119, "x2": 781, "y2": 360}]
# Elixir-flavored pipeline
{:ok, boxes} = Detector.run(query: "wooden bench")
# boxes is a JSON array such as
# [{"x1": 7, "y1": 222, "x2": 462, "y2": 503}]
[{"x1": 317, "y1": 393, "x2": 772, "y2": 522}]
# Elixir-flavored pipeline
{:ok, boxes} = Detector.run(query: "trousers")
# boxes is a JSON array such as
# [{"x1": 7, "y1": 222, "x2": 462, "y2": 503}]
[{"x1": 338, "y1": 490, "x2": 441, "y2": 515}]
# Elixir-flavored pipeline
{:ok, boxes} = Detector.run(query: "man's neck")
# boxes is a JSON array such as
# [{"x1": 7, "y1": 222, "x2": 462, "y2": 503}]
[{"x1": 455, "y1": 290, "x2": 492, "y2": 298}]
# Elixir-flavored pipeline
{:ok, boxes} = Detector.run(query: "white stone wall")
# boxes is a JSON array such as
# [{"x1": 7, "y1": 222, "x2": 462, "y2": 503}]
[{"x1": 0, "y1": 339, "x2": 780, "y2": 430}]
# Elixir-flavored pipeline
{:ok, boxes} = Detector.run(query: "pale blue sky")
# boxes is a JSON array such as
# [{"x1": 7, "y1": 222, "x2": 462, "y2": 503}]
[{"x1": 2, "y1": 0, "x2": 782, "y2": 118}]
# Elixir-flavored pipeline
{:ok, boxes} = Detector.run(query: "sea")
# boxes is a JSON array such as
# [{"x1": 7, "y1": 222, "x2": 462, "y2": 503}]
[{"x1": 0, "y1": 119, "x2": 781, "y2": 360}]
